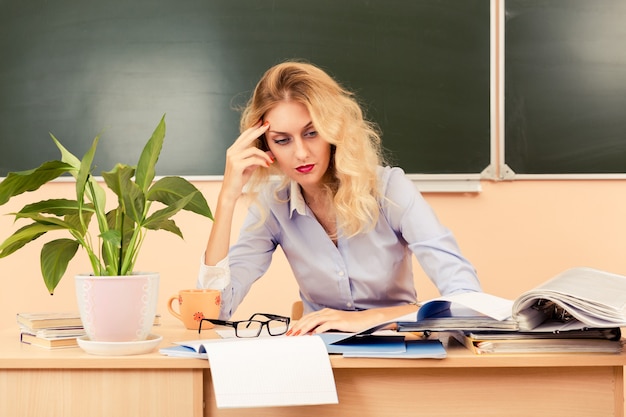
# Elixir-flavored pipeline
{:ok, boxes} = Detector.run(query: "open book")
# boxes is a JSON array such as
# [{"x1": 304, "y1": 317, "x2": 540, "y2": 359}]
[
  {"x1": 513, "y1": 267, "x2": 626, "y2": 331},
  {"x1": 397, "y1": 267, "x2": 626, "y2": 333},
  {"x1": 397, "y1": 291, "x2": 518, "y2": 332}
]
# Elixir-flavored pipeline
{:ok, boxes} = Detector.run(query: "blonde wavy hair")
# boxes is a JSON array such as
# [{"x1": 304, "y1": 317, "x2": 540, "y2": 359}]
[{"x1": 241, "y1": 61, "x2": 384, "y2": 237}]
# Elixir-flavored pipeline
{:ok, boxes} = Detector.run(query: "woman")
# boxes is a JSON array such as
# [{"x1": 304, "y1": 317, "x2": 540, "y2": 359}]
[{"x1": 198, "y1": 61, "x2": 481, "y2": 335}]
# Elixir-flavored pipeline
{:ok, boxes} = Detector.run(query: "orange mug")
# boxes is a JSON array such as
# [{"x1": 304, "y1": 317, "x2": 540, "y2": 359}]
[{"x1": 167, "y1": 289, "x2": 221, "y2": 330}]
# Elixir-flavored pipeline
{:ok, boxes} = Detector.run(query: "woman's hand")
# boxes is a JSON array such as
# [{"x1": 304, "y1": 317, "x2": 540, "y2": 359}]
[
  {"x1": 286, "y1": 309, "x2": 371, "y2": 335},
  {"x1": 286, "y1": 304, "x2": 419, "y2": 336},
  {"x1": 221, "y1": 120, "x2": 274, "y2": 201},
  {"x1": 204, "y1": 120, "x2": 273, "y2": 266}
]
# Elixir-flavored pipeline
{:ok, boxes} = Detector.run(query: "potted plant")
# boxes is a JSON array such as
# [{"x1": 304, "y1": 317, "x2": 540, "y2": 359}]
[{"x1": 0, "y1": 115, "x2": 213, "y2": 343}]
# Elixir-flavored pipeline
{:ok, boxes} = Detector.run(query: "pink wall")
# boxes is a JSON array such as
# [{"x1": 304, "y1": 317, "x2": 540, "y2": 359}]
[{"x1": 1, "y1": 178, "x2": 625, "y2": 329}]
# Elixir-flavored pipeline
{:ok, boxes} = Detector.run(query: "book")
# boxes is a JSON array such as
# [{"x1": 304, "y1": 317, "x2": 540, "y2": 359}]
[
  {"x1": 27, "y1": 327, "x2": 86, "y2": 338},
  {"x1": 317, "y1": 333, "x2": 407, "y2": 355},
  {"x1": 160, "y1": 344, "x2": 208, "y2": 359},
  {"x1": 452, "y1": 330, "x2": 623, "y2": 354},
  {"x1": 16, "y1": 312, "x2": 83, "y2": 330},
  {"x1": 17, "y1": 312, "x2": 162, "y2": 331},
  {"x1": 17, "y1": 312, "x2": 162, "y2": 350},
  {"x1": 512, "y1": 267, "x2": 626, "y2": 331},
  {"x1": 20, "y1": 332, "x2": 79, "y2": 349},
  {"x1": 396, "y1": 291, "x2": 518, "y2": 332},
  {"x1": 341, "y1": 339, "x2": 447, "y2": 359},
  {"x1": 398, "y1": 267, "x2": 626, "y2": 333},
  {"x1": 464, "y1": 327, "x2": 622, "y2": 341},
  {"x1": 161, "y1": 331, "x2": 445, "y2": 360}
]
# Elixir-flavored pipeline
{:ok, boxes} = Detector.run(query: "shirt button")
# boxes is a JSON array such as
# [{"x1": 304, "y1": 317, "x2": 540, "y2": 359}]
[
  {"x1": 338, "y1": 271, "x2": 345, "y2": 277},
  {"x1": 346, "y1": 302, "x2": 353, "y2": 308}
]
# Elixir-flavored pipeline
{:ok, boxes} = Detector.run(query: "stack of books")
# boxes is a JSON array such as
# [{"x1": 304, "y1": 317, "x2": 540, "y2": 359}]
[
  {"x1": 17, "y1": 312, "x2": 163, "y2": 349},
  {"x1": 452, "y1": 328, "x2": 622, "y2": 354},
  {"x1": 398, "y1": 267, "x2": 626, "y2": 354},
  {"x1": 17, "y1": 312, "x2": 85, "y2": 349}
]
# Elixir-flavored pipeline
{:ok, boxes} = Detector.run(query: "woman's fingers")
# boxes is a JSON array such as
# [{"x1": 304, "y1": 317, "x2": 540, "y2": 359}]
[
  {"x1": 226, "y1": 122, "x2": 272, "y2": 166},
  {"x1": 288, "y1": 309, "x2": 354, "y2": 336},
  {"x1": 231, "y1": 119, "x2": 270, "y2": 152},
  {"x1": 221, "y1": 121, "x2": 273, "y2": 197}
]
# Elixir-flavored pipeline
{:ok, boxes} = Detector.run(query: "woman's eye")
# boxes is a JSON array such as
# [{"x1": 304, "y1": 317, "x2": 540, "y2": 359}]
[
  {"x1": 304, "y1": 130, "x2": 318, "y2": 138},
  {"x1": 273, "y1": 137, "x2": 291, "y2": 145}
]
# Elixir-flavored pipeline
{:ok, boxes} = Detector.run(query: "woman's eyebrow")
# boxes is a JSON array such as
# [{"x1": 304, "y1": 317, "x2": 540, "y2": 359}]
[{"x1": 268, "y1": 121, "x2": 314, "y2": 135}]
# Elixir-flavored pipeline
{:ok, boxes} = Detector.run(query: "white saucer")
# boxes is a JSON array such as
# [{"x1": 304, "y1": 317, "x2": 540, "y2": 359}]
[{"x1": 77, "y1": 334, "x2": 163, "y2": 356}]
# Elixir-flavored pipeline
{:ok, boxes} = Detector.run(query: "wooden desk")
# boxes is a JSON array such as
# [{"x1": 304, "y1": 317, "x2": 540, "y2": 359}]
[{"x1": 1, "y1": 325, "x2": 624, "y2": 417}]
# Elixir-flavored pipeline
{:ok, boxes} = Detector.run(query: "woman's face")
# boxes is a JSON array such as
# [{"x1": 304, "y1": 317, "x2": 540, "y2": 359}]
[{"x1": 264, "y1": 100, "x2": 331, "y2": 192}]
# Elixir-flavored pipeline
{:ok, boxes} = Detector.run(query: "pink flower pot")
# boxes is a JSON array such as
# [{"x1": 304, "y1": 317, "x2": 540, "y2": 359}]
[{"x1": 75, "y1": 273, "x2": 159, "y2": 342}]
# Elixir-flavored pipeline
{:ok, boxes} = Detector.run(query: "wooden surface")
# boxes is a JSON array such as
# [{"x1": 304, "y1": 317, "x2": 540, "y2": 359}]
[{"x1": 1, "y1": 325, "x2": 624, "y2": 417}]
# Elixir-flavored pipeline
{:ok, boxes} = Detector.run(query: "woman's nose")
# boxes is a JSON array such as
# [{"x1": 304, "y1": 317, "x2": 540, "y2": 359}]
[{"x1": 293, "y1": 137, "x2": 308, "y2": 159}]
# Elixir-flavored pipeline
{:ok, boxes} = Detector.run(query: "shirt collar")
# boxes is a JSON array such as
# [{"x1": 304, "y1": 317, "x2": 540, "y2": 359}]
[{"x1": 289, "y1": 181, "x2": 307, "y2": 217}]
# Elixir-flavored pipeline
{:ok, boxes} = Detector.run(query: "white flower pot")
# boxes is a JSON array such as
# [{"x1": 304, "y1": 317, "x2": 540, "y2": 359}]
[{"x1": 75, "y1": 272, "x2": 159, "y2": 342}]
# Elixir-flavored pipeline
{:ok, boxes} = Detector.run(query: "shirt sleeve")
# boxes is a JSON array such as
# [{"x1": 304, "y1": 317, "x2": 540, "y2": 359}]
[
  {"x1": 196, "y1": 254, "x2": 231, "y2": 290},
  {"x1": 381, "y1": 167, "x2": 482, "y2": 295},
  {"x1": 198, "y1": 193, "x2": 279, "y2": 319}
]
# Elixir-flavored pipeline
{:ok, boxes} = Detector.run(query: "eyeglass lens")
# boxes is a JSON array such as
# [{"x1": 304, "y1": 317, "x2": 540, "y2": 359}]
[{"x1": 234, "y1": 319, "x2": 289, "y2": 338}]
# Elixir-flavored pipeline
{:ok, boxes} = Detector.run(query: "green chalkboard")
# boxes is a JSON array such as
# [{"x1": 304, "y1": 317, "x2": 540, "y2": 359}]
[
  {"x1": 505, "y1": 0, "x2": 626, "y2": 175},
  {"x1": 0, "y1": 0, "x2": 491, "y2": 177}
]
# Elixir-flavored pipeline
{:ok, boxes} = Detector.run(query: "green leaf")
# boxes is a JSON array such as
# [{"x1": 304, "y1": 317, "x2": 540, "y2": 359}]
[
  {"x1": 105, "y1": 208, "x2": 135, "y2": 247},
  {"x1": 85, "y1": 178, "x2": 107, "y2": 211},
  {"x1": 41, "y1": 239, "x2": 79, "y2": 294},
  {"x1": 102, "y1": 164, "x2": 145, "y2": 224},
  {"x1": 13, "y1": 212, "x2": 74, "y2": 229},
  {"x1": 147, "y1": 176, "x2": 213, "y2": 219},
  {"x1": 100, "y1": 229, "x2": 122, "y2": 249},
  {"x1": 65, "y1": 211, "x2": 95, "y2": 236},
  {"x1": 50, "y1": 133, "x2": 81, "y2": 170},
  {"x1": 18, "y1": 199, "x2": 93, "y2": 217},
  {"x1": 51, "y1": 133, "x2": 107, "y2": 210},
  {"x1": 0, "y1": 161, "x2": 74, "y2": 205},
  {"x1": 102, "y1": 163, "x2": 135, "y2": 198},
  {"x1": 144, "y1": 217, "x2": 183, "y2": 238},
  {"x1": 121, "y1": 185, "x2": 146, "y2": 225},
  {"x1": 135, "y1": 115, "x2": 166, "y2": 193},
  {"x1": 76, "y1": 136, "x2": 99, "y2": 204},
  {"x1": 102, "y1": 208, "x2": 135, "y2": 271},
  {"x1": 142, "y1": 191, "x2": 197, "y2": 236},
  {"x1": 0, "y1": 223, "x2": 64, "y2": 258}
]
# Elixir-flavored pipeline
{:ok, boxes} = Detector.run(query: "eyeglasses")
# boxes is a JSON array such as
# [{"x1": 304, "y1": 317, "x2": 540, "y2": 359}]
[{"x1": 198, "y1": 313, "x2": 291, "y2": 338}]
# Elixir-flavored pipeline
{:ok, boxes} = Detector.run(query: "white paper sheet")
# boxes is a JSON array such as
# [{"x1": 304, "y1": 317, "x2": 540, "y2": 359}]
[
  {"x1": 203, "y1": 335, "x2": 338, "y2": 408},
  {"x1": 430, "y1": 291, "x2": 514, "y2": 321}
]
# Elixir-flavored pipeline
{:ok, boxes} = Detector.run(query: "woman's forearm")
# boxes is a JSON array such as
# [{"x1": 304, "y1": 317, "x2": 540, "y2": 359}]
[{"x1": 204, "y1": 191, "x2": 238, "y2": 266}]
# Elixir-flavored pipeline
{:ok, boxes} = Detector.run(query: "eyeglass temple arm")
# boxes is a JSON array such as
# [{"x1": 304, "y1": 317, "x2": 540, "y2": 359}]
[
  {"x1": 206, "y1": 319, "x2": 232, "y2": 326},
  {"x1": 198, "y1": 318, "x2": 232, "y2": 333}
]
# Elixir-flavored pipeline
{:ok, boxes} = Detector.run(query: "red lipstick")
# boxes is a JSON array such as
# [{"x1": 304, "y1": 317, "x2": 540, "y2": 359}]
[{"x1": 296, "y1": 164, "x2": 314, "y2": 173}]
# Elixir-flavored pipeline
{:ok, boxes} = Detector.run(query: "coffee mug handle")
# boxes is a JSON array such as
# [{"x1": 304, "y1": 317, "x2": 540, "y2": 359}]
[{"x1": 167, "y1": 295, "x2": 183, "y2": 321}]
